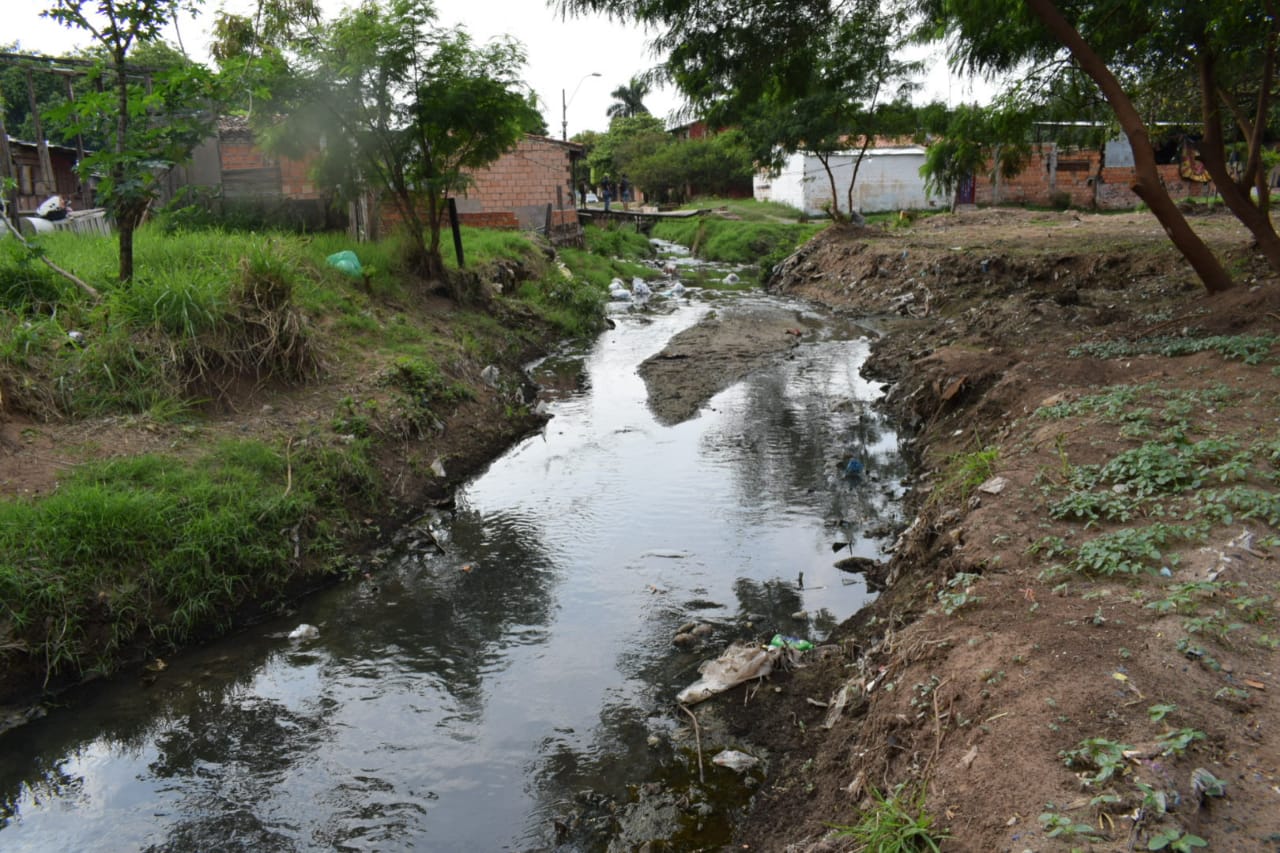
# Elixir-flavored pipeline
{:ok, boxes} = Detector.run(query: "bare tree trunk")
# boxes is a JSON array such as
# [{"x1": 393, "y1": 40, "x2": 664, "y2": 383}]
[
  {"x1": 1196, "y1": 49, "x2": 1280, "y2": 272},
  {"x1": 817, "y1": 154, "x2": 842, "y2": 222},
  {"x1": 1025, "y1": 0, "x2": 1234, "y2": 294}
]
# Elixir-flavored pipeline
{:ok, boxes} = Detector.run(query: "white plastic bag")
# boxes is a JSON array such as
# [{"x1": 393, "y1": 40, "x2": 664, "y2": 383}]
[{"x1": 676, "y1": 643, "x2": 780, "y2": 704}]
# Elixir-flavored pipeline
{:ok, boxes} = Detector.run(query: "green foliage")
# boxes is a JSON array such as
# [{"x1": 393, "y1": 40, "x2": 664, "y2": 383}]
[
  {"x1": 583, "y1": 224, "x2": 655, "y2": 260},
  {"x1": 270, "y1": 0, "x2": 539, "y2": 281},
  {"x1": 42, "y1": 1, "x2": 216, "y2": 281},
  {"x1": 1155, "y1": 728, "x2": 1204, "y2": 757},
  {"x1": 650, "y1": 216, "x2": 824, "y2": 283},
  {"x1": 1070, "y1": 523, "x2": 1186, "y2": 576},
  {"x1": 1060, "y1": 737, "x2": 1131, "y2": 786},
  {"x1": 1069, "y1": 335, "x2": 1279, "y2": 365},
  {"x1": 829, "y1": 784, "x2": 946, "y2": 852},
  {"x1": 626, "y1": 131, "x2": 755, "y2": 205},
  {"x1": 929, "y1": 446, "x2": 998, "y2": 508},
  {"x1": 0, "y1": 439, "x2": 379, "y2": 682},
  {"x1": 1038, "y1": 811, "x2": 1105, "y2": 842},
  {"x1": 920, "y1": 101, "x2": 1032, "y2": 202},
  {"x1": 584, "y1": 112, "x2": 668, "y2": 185},
  {"x1": 1147, "y1": 828, "x2": 1207, "y2": 851},
  {"x1": 937, "y1": 572, "x2": 983, "y2": 615}
]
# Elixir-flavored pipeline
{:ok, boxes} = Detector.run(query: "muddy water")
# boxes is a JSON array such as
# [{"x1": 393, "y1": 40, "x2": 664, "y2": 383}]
[{"x1": 0, "y1": 266, "x2": 908, "y2": 852}]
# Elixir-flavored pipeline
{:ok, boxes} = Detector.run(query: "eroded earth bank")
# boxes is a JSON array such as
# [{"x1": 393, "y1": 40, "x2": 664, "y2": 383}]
[{"x1": 698, "y1": 209, "x2": 1280, "y2": 852}]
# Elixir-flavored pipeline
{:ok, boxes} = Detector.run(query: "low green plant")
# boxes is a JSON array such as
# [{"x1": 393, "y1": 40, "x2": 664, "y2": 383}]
[
  {"x1": 1069, "y1": 523, "x2": 1185, "y2": 576},
  {"x1": 1038, "y1": 810, "x2": 1106, "y2": 842},
  {"x1": 937, "y1": 572, "x2": 983, "y2": 615},
  {"x1": 829, "y1": 783, "x2": 946, "y2": 852},
  {"x1": 1155, "y1": 728, "x2": 1205, "y2": 757},
  {"x1": 1061, "y1": 737, "x2": 1131, "y2": 786},
  {"x1": 1069, "y1": 334, "x2": 1279, "y2": 365},
  {"x1": 1147, "y1": 827, "x2": 1207, "y2": 851},
  {"x1": 930, "y1": 446, "x2": 999, "y2": 507}
]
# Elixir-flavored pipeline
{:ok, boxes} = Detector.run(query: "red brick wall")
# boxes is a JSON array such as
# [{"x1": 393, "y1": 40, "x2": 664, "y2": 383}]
[
  {"x1": 458, "y1": 136, "x2": 578, "y2": 226},
  {"x1": 974, "y1": 142, "x2": 1219, "y2": 210},
  {"x1": 219, "y1": 135, "x2": 322, "y2": 200},
  {"x1": 374, "y1": 136, "x2": 583, "y2": 236}
]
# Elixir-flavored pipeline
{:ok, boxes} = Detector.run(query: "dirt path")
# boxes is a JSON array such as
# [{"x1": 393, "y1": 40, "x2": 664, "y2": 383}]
[{"x1": 678, "y1": 209, "x2": 1280, "y2": 852}]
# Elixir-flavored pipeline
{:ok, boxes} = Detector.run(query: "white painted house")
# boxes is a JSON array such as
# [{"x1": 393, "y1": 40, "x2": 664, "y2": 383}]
[{"x1": 754, "y1": 146, "x2": 936, "y2": 216}]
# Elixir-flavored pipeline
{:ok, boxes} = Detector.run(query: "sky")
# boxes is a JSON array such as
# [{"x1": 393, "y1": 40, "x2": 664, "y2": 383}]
[{"x1": 8, "y1": 0, "x2": 993, "y2": 138}]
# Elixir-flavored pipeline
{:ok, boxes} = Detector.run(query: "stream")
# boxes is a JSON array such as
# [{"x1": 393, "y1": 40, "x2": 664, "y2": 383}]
[{"x1": 0, "y1": 251, "x2": 908, "y2": 852}]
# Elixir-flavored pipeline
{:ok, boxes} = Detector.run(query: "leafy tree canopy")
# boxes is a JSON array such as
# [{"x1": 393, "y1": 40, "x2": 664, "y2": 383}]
[{"x1": 269, "y1": 0, "x2": 540, "y2": 287}]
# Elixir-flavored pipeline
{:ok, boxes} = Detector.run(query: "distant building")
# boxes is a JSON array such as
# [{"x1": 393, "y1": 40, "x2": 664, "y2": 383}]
[
  {"x1": 2, "y1": 137, "x2": 94, "y2": 215},
  {"x1": 755, "y1": 146, "x2": 932, "y2": 216},
  {"x1": 370, "y1": 134, "x2": 586, "y2": 245}
]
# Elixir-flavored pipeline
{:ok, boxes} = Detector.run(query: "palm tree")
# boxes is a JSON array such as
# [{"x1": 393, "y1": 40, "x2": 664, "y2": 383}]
[{"x1": 606, "y1": 76, "x2": 651, "y2": 119}]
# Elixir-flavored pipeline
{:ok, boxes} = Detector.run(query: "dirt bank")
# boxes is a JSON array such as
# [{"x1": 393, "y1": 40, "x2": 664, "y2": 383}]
[
  {"x1": 700, "y1": 209, "x2": 1280, "y2": 851},
  {"x1": 0, "y1": 287, "x2": 555, "y2": 715}
]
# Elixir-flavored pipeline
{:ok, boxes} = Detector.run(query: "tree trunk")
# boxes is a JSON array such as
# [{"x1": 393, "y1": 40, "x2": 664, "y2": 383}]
[
  {"x1": 1196, "y1": 50, "x2": 1280, "y2": 272},
  {"x1": 115, "y1": 51, "x2": 134, "y2": 282},
  {"x1": 1024, "y1": 0, "x2": 1234, "y2": 294},
  {"x1": 817, "y1": 154, "x2": 842, "y2": 222}
]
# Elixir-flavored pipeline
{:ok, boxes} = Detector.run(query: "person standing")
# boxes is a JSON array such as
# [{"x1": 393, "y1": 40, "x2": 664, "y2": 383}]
[{"x1": 602, "y1": 174, "x2": 613, "y2": 211}]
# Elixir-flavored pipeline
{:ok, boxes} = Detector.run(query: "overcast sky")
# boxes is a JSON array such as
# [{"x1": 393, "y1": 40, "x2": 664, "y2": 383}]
[{"x1": 8, "y1": 0, "x2": 990, "y2": 137}]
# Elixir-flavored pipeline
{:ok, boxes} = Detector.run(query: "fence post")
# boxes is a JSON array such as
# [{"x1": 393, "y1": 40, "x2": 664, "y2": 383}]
[{"x1": 448, "y1": 197, "x2": 464, "y2": 268}]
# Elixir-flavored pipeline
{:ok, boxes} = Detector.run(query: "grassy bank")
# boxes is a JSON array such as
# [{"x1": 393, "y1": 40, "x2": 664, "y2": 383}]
[
  {"x1": 0, "y1": 222, "x2": 631, "y2": 702},
  {"x1": 649, "y1": 198, "x2": 827, "y2": 281}
]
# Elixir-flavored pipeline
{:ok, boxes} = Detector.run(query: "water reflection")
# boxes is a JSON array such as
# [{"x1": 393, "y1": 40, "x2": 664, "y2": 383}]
[{"x1": 0, "y1": 283, "x2": 907, "y2": 852}]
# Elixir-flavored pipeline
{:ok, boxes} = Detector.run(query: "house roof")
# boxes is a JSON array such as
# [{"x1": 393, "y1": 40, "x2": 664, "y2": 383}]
[
  {"x1": 523, "y1": 133, "x2": 584, "y2": 152},
  {"x1": 5, "y1": 137, "x2": 85, "y2": 156}
]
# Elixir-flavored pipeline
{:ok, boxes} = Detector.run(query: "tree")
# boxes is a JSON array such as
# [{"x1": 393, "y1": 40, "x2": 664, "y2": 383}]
[
  {"x1": 919, "y1": 101, "x2": 1031, "y2": 208},
  {"x1": 606, "y1": 75, "x2": 651, "y2": 118},
  {"x1": 44, "y1": 0, "x2": 210, "y2": 283},
  {"x1": 627, "y1": 129, "x2": 754, "y2": 204},
  {"x1": 208, "y1": 0, "x2": 322, "y2": 116},
  {"x1": 920, "y1": 0, "x2": 1246, "y2": 293},
  {"x1": 585, "y1": 112, "x2": 666, "y2": 186},
  {"x1": 561, "y1": 0, "x2": 920, "y2": 221},
  {"x1": 274, "y1": 0, "x2": 539, "y2": 286},
  {"x1": 742, "y1": 5, "x2": 921, "y2": 222}
]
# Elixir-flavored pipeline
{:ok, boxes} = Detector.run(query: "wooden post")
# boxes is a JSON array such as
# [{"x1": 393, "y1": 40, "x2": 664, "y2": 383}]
[
  {"x1": 25, "y1": 69, "x2": 56, "y2": 197},
  {"x1": 62, "y1": 73, "x2": 88, "y2": 207},
  {"x1": 544, "y1": 202, "x2": 553, "y2": 239},
  {"x1": 447, "y1": 197, "x2": 464, "y2": 268}
]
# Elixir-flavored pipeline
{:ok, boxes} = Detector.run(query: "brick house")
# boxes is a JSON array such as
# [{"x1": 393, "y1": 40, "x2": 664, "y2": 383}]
[
  {"x1": 367, "y1": 134, "x2": 586, "y2": 245},
  {"x1": 166, "y1": 117, "x2": 335, "y2": 228},
  {"x1": 975, "y1": 138, "x2": 1220, "y2": 210}
]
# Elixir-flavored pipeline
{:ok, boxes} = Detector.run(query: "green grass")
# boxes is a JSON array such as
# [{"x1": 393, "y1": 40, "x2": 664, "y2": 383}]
[
  {"x1": 0, "y1": 218, "x2": 623, "y2": 689},
  {"x1": 0, "y1": 438, "x2": 379, "y2": 683},
  {"x1": 830, "y1": 784, "x2": 946, "y2": 852}
]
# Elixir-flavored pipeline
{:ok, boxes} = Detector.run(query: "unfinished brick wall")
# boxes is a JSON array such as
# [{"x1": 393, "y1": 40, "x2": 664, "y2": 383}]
[
  {"x1": 454, "y1": 135, "x2": 579, "y2": 229},
  {"x1": 374, "y1": 135, "x2": 583, "y2": 237},
  {"x1": 975, "y1": 142, "x2": 1220, "y2": 210},
  {"x1": 218, "y1": 129, "x2": 322, "y2": 201}
]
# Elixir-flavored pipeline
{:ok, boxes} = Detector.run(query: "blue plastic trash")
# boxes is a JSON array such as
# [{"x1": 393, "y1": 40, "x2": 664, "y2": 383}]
[
  {"x1": 326, "y1": 250, "x2": 363, "y2": 278},
  {"x1": 844, "y1": 458, "x2": 865, "y2": 476}
]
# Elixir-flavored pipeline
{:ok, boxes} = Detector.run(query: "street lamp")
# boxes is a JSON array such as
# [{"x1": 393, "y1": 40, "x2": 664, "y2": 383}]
[{"x1": 562, "y1": 72, "x2": 602, "y2": 141}]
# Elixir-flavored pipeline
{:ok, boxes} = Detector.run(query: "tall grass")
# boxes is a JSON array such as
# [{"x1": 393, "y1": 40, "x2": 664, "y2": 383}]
[
  {"x1": 651, "y1": 217, "x2": 826, "y2": 281},
  {"x1": 0, "y1": 438, "x2": 379, "y2": 683}
]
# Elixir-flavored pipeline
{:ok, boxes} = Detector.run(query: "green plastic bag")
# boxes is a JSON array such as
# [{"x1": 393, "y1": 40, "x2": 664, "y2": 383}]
[{"x1": 326, "y1": 250, "x2": 363, "y2": 278}]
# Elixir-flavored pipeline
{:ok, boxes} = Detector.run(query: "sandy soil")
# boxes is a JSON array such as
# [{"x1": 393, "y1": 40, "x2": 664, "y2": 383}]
[{"x1": 698, "y1": 209, "x2": 1280, "y2": 852}]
